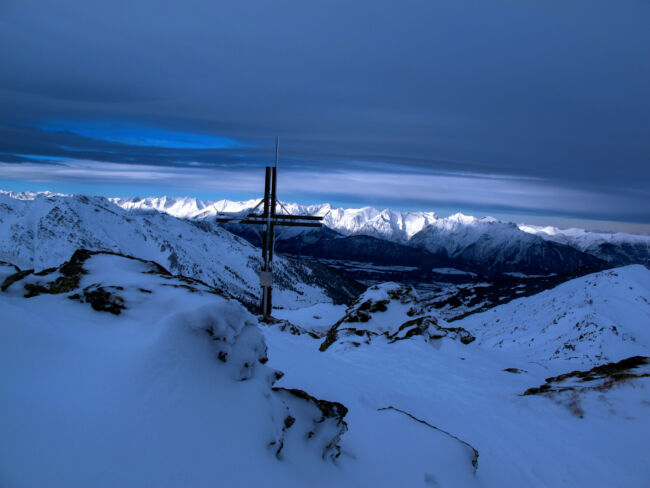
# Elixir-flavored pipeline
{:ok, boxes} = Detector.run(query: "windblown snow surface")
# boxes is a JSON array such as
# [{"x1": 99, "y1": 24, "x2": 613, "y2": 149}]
[
  {"x1": 266, "y1": 266, "x2": 650, "y2": 486},
  {"x1": 0, "y1": 252, "x2": 351, "y2": 487}
]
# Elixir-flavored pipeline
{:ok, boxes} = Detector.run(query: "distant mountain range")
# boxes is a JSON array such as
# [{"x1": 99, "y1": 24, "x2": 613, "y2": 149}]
[{"x1": 112, "y1": 195, "x2": 650, "y2": 282}]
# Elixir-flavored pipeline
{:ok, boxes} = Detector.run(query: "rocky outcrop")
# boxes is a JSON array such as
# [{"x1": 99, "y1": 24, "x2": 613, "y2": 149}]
[
  {"x1": 272, "y1": 387, "x2": 349, "y2": 460},
  {"x1": 522, "y1": 356, "x2": 649, "y2": 418},
  {"x1": 523, "y1": 356, "x2": 649, "y2": 396},
  {"x1": 320, "y1": 282, "x2": 475, "y2": 351}
]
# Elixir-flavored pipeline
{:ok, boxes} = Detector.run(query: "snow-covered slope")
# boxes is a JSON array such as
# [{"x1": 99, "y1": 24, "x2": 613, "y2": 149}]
[
  {"x1": 262, "y1": 268, "x2": 650, "y2": 486},
  {"x1": 0, "y1": 191, "x2": 359, "y2": 310},
  {"x1": 455, "y1": 265, "x2": 650, "y2": 366},
  {"x1": 409, "y1": 214, "x2": 601, "y2": 276},
  {"x1": 520, "y1": 224, "x2": 650, "y2": 266},
  {"x1": 0, "y1": 251, "x2": 351, "y2": 486},
  {"x1": 2, "y1": 199, "x2": 649, "y2": 486}
]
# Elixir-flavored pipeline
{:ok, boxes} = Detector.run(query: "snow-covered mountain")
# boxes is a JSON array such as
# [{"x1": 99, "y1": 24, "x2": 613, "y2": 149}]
[
  {"x1": 409, "y1": 214, "x2": 602, "y2": 276},
  {"x1": 113, "y1": 196, "x2": 439, "y2": 243},
  {"x1": 113, "y1": 194, "x2": 650, "y2": 279},
  {"x1": 113, "y1": 196, "x2": 650, "y2": 266},
  {"x1": 520, "y1": 224, "x2": 650, "y2": 266},
  {"x1": 116, "y1": 195, "x2": 261, "y2": 221},
  {"x1": 0, "y1": 191, "x2": 361, "y2": 310}
]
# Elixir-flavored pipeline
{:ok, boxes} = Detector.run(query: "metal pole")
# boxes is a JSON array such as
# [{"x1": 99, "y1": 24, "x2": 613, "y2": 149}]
[
  {"x1": 261, "y1": 167, "x2": 272, "y2": 318},
  {"x1": 262, "y1": 137, "x2": 280, "y2": 317}
]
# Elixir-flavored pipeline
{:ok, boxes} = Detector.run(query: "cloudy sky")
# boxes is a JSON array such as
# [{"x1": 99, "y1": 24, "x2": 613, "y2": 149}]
[{"x1": 1, "y1": 0, "x2": 649, "y2": 232}]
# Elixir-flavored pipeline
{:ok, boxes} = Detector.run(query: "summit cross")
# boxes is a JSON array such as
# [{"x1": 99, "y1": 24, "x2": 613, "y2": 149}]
[{"x1": 215, "y1": 137, "x2": 323, "y2": 320}]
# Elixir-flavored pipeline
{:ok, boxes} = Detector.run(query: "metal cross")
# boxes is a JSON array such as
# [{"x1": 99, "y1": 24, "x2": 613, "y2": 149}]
[{"x1": 215, "y1": 137, "x2": 323, "y2": 320}]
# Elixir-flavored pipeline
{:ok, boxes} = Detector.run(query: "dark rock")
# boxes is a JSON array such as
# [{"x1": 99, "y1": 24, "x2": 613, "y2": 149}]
[
  {"x1": 522, "y1": 356, "x2": 649, "y2": 398},
  {"x1": 504, "y1": 368, "x2": 526, "y2": 374},
  {"x1": 1, "y1": 269, "x2": 34, "y2": 292}
]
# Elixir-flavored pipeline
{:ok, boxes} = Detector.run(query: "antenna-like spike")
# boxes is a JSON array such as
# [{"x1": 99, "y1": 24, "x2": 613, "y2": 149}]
[{"x1": 274, "y1": 136, "x2": 279, "y2": 169}]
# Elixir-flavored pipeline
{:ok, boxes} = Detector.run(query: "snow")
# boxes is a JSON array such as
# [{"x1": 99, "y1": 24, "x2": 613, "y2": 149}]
[
  {"x1": 519, "y1": 223, "x2": 650, "y2": 249},
  {"x1": 112, "y1": 195, "x2": 440, "y2": 243},
  {"x1": 15, "y1": 192, "x2": 649, "y2": 265},
  {"x1": 455, "y1": 265, "x2": 650, "y2": 366},
  {"x1": 2, "y1": 189, "x2": 649, "y2": 487},
  {"x1": 274, "y1": 302, "x2": 348, "y2": 334},
  {"x1": 0, "y1": 262, "x2": 19, "y2": 282},
  {"x1": 0, "y1": 191, "x2": 335, "y2": 309},
  {"x1": 263, "y1": 317, "x2": 649, "y2": 487},
  {"x1": 432, "y1": 267, "x2": 478, "y2": 277},
  {"x1": 261, "y1": 265, "x2": 650, "y2": 486},
  {"x1": 1, "y1": 255, "x2": 648, "y2": 487},
  {"x1": 111, "y1": 193, "x2": 650, "y2": 272},
  {"x1": 0, "y1": 252, "x2": 348, "y2": 487}
]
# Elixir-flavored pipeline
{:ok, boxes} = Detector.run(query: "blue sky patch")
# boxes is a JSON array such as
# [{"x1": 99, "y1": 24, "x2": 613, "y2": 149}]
[{"x1": 38, "y1": 121, "x2": 244, "y2": 150}]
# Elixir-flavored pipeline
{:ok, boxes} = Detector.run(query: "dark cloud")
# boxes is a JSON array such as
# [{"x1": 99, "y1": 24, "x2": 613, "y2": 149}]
[{"x1": 0, "y1": 0, "x2": 648, "y2": 225}]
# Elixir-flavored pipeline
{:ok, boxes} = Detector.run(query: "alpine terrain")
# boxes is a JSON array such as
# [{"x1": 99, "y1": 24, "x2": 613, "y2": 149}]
[{"x1": 1, "y1": 190, "x2": 648, "y2": 487}]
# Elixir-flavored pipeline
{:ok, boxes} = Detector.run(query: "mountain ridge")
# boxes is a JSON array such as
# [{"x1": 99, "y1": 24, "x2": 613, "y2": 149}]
[{"x1": 0, "y1": 191, "x2": 362, "y2": 311}]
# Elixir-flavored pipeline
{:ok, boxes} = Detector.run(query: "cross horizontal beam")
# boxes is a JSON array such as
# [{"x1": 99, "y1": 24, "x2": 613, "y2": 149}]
[
  {"x1": 248, "y1": 213, "x2": 324, "y2": 221},
  {"x1": 215, "y1": 217, "x2": 323, "y2": 227}
]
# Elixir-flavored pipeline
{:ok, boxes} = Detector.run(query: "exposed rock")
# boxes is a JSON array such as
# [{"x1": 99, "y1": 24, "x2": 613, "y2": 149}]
[
  {"x1": 523, "y1": 356, "x2": 650, "y2": 395},
  {"x1": 320, "y1": 282, "x2": 474, "y2": 351},
  {"x1": 261, "y1": 317, "x2": 321, "y2": 339},
  {"x1": 1, "y1": 268, "x2": 33, "y2": 292},
  {"x1": 69, "y1": 285, "x2": 126, "y2": 315},
  {"x1": 273, "y1": 387, "x2": 349, "y2": 460},
  {"x1": 390, "y1": 316, "x2": 475, "y2": 344},
  {"x1": 504, "y1": 368, "x2": 526, "y2": 374}
]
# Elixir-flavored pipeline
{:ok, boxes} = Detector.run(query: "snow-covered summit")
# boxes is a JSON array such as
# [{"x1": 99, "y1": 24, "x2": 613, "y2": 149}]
[
  {"x1": 21, "y1": 193, "x2": 649, "y2": 258},
  {"x1": 115, "y1": 195, "x2": 261, "y2": 220},
  {"x1": 113, "y1": 195, "x2": 439, "y2": 243},
  {"x1": 520, "y1": 224, "x2": 650, "y2": 265},
  {"x1": 409, "y1": 214, "x2": 601, "y2": 276},
  {"x1": 0, "y1": 250, "x2": 350, "y2": 486},
  {"x1": 112, "y1": 194, "x2": 650, "y2": 270},
  {"x1": 519, "y1": 224, "x2": 650, "y2": 247},
  {"x1": 0, "y1": 189, "x2": 70, "y2": 200}
]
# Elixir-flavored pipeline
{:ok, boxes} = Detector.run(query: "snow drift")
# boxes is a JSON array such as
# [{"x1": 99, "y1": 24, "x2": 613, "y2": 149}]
[{"x1": 0, "y1": 250, "x2": 349, "y2": 486}]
